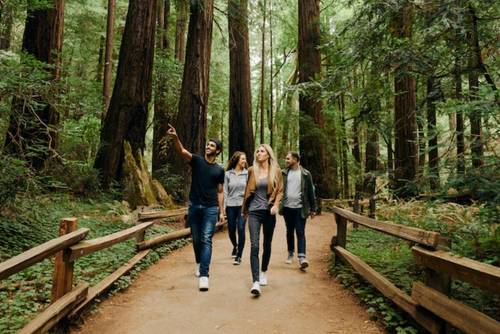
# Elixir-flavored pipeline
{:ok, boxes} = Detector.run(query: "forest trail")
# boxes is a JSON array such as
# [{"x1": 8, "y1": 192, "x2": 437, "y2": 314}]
[{"x1": 72, "y1": 213, "x2": 383, "y2": 334}]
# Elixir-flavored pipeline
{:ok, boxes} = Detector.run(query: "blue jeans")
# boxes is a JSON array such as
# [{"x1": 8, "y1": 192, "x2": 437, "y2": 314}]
[
  {"x1": 226, "y1": 206, "x2": 246, "y2": 258},
  {"x1": 248, "y1": 210, "x2": 276, "y2": 282},
  {"x1": 283, "y1": 207, "x2": 307, "y2": 258},
  {"x1": 188, "y1": 203, "x2": 218, "y2": 277}
]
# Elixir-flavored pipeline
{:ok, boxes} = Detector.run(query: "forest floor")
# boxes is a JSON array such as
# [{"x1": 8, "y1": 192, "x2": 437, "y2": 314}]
[{"x1": 71, "y1": 213, "x2": 383, "y2": 334}]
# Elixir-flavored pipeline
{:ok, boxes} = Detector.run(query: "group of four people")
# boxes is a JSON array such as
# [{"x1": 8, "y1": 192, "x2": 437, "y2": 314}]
[{"x1": 166, "y1": 124, "x2": 316, "y2": 296}]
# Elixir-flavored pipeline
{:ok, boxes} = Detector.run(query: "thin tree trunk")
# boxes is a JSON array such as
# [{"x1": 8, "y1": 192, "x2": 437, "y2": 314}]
[
  {"x1": 340, "y1": 94, "x2": 349, "y2": 199},
  {"x1": 94, "y1": 0, "x2": 157, "y2": 187},
  {"x1": 96, "y1": 35, "x2": 104, "y2": 82},
  {"x1": 454, "y1": 58, "x2": 465, "y2": 175},
  {"x1": 103, "y1": 0, "x2": 115, "y2": 113},
  {"x1": 4, "y1": 0, "x2": 65, "y2": 169},
  {"x1": 391, "y1": 2, "x2": 418, "y2": 198},
  {"x1": 174, "y1": 0, "x2": 188, "y2": 62},
  {"x1": 352, "y1": 116, "x2": 362, "y2": 197},
  {"x1": 152, "y1": 0, "x2": 172, "y2": 174},
  {"x1": 427, "y1": 76, "x2": 440, "y2": 190},
  {"x1": 417, "y1": 103, "x2": 426, "y2": 172},
  {"x1": 268, "y1": 0, "x2": 273, "y2": 147},
  {"x1": 298, "y1": 0, "x2": 333, "y2": 198},
  {"x1": 228, "y1": 0, "x2": 254, "y2": 162},
  {"x1": 0, "y1": 1, "x2": 13, "y2": 50},
  {"x1": 364, "y1": 124, "x2": 378, "y2": 217},
  {"x1": 259, "y1": 0, "x2": 266, "y2": 144},
  {"x1": 467, "y1": 6, "x2": 483, "y2": 168}
]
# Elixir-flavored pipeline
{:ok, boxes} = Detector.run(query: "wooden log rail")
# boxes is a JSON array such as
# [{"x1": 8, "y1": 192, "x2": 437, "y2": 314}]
[
  {"x1": 331, "y1": 205, "x2": 500, "y2": 334},
  {"x1": 0, "y1": 206, "x2": 208, "y2": 334}
]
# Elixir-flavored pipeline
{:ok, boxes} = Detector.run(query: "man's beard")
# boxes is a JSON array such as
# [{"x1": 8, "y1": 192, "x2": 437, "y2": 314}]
[{"x1": 206, "y1": 149, "x2": 217, "y2": 157}]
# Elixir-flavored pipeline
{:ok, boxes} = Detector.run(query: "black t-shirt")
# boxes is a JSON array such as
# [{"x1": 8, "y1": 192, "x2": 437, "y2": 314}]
[{"x1": 189, "y1": 154, "x2": 225, "y2": 207}]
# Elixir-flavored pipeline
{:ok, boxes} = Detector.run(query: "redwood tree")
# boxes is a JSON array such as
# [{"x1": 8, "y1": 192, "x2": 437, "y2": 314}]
[
  {"x1": 391, "y1": 2, "x2": 418, "y2": 198},
  {"x1": 94, "y1": 0, "x2": 157, "y2": 187},
  {"x1": 228, "y1": 0, "x2": 254, "y2": 162},
  {"x1": 174, "y1": 0, "x2": 188, "y2": 62},
  {"x1": 4, "y1": 0, "x2": 64, "y2": 169},
  {"x1": 298, "y1": 0, "x2": 332, "y2": 198},
  {"x1": 168, "y1": 0, "x2": 213, "y2": 190},
  {"x1": 103, "y1": 0, "x2": 116, "y2": 111}
]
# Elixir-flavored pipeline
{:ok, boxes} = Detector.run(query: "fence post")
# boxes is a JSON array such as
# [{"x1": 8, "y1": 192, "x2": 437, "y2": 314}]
[
  {"x1": 51, "y1": 218, "x2": 78, "y2": 334},
  {"x1": 368, "y1": 196, "x2": 376, "y2": 218},
  {"x1": 352, "y1": 197, "x2": 360, "y2": 228},
  {"x1": 136, "y1": 207, "x2": 146, "y2": 247}
]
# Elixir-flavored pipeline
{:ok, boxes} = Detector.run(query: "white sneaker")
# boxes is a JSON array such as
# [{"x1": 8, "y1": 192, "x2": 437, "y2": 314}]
[
  {"x1": 251, "y1": 281, "x2": 261, "y2": 295},
  {"x1": 195, "y1": 263, "x2": 200, "y2": 277},
  {"x1": 285, "y1": 255, "x2": 293, "y2": 264},
  {"x1": 259, "y1": 271, "x2": 268, "y2": 286},
  {"x1": 299, "y1": 257, "x2": 309, "y2": 269},
  {"x1": 199, "y1": 276, "x2": 209, "y2": 291}
]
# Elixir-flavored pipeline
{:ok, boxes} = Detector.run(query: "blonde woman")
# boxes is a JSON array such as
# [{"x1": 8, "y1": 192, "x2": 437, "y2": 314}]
[{"x1": 242, "y1": 144, "x2": 283, "y2": 295}]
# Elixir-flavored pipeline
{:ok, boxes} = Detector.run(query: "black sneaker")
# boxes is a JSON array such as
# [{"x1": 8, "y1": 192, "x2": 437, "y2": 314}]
[
  {"x1": 233, "y1": 256, "x2": 241, "y2": 265},
  {"x1": 231, "y1": 248, "x2": 237, "y2": 258}
]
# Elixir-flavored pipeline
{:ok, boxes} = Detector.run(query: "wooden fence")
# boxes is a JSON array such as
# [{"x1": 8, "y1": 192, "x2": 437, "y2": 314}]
[
  {"x1": 0, "y1": 207, "x2": 225, "y2": 334},
  {"x1": 330, "y1": 206, "x2": 500, "y2": 334}
]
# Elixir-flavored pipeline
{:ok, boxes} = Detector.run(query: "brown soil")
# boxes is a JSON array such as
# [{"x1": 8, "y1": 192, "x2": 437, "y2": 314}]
[{"x1": 72, "y1": 213, "x2": 383, "y2": 334}]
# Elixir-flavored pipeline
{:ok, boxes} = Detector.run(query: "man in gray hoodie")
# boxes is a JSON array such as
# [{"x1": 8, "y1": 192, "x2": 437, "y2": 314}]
[{"x1": 279, "y1": 152, "x2": 316, "y2": 269}]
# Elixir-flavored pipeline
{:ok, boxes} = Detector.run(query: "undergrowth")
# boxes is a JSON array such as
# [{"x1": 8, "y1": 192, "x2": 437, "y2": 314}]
[
  {"x1": 0, "y1": 193, "x2": 189, "y2": 334},
  {"x1": 329, "y1": 200, "x2": 499, "y2": 334}
]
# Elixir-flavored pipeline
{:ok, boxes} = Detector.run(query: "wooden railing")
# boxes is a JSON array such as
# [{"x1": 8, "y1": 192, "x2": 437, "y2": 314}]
[
  {"x1": 330, "y1": 206, "x2": 500, "y2": 334},
  {"x1": 0, "y1": 206, "x2": 222, "y2": 334}
]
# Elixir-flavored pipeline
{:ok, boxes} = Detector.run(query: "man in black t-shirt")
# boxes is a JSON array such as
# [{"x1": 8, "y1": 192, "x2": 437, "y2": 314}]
[{"x1": 166, "y1": 124, "x2": 225, "y2": 292}]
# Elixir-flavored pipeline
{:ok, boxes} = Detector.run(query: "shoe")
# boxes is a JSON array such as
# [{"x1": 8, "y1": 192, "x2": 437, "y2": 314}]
[
  {"x1": 231, "y1": 248, "x2": 237, "y2": 258},
  {"x1": 233, "y1": 256, "x2": 241, "y2": 265},
  {"x1": 199, "y1": 276, "x2": 209, "y2": 291},
  {"x1": 285, "y1": 254, "x2": 293, "y2": 264},
  {"x1": 195, "y1": 263, "x2": 200, "y2": 277},
  {"x1": 299, "y1": 257, "x2": 309, "y2": 269},
  {"x1": 259, "y1": 271, "x2": 268, "y2": 286},
  {"x1": 251, "y1": 281, "x2": 261, "y2": 295}
]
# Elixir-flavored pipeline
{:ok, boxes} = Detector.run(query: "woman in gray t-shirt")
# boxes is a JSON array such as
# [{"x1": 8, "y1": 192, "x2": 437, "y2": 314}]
[{"x1": 224, "y1": 151, "x2": 248, "y2": 265}]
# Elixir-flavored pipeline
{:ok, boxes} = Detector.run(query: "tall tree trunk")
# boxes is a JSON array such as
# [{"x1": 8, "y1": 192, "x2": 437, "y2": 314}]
[
  {"x1": 268, "y1": 0, "x2": 273, "y2": 147},
  {"x1": 174, "y1": 0, "x2": 188, "y2": 62},
  {"x1": 340, "y1": 94, "x2": 349, "y2": 198},
  {"x1": 96, "y1": 35, "x2": 105, "y2": 82},
  {"x1": 298, "y1": 0, "x2": 332, "y2": 198},
  {"x1": 352, "y1": 116, "x2": 362, "y2": 197},
  {"x1": 94, "y1": 0, "x2": 157, "y2": 188},
  {"x1": 0, "y1": 1, "x2": 13, "y2": 50},
  {"x1": 416, "y1": 103, "x2": 426, "y2": 173},
  {"x1": 467, "y1": 6, "x2": 483, "y2": 168},
  {"x1": 152, "y1": 0, "x2": 172, "y2": 174},
  {"x1": 259, "y1": 0, "x2": 266, "y2": 144},
  {"x1": 4, "y1": 0, "x2": 65, "y2": 169},
  {"x1": 168, "y1": 0, "x2": 213, "y2": 199},
  {"x1": 427, "y1": 76, "x2": 440, "y2": 190},
  {"x1": 228, "y1": 0, "x2": 254, "y2": 162},
  {"x1": 391, "y1": 2, "x2": 418, "y2": 198},
  {"x1": 103, "y1": 0, "x2": 116, "y2": 113},
  {"x1": 454, "y1": 57, "x2": 465, "y2": 175},
  {"x1": 364, "y1": 122, "x2": 379, "y2": 216}
]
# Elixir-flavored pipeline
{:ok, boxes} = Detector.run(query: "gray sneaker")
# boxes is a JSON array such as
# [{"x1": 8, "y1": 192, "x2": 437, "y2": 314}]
[{"x1": 285, "y1": 253, "x2": 293, "y2": 264}]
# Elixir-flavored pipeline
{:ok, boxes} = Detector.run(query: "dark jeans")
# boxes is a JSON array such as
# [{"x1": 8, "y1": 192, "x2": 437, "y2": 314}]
[
  {"x1": 226, "y1": 206, "x2": 246, "y2": 258},
  {"x1": 248, "y1": 209, "x2": 276, "y2": 282},
  {"x1": 283, "y1": 207, "x2": 307, "y2": 258},
  {"x1": 188, "y1": 203, "x2": 218, "y2": 277}
]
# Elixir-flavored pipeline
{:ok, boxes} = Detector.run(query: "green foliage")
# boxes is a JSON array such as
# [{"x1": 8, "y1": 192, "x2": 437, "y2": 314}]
[{"x1": 0, "y1": 156, "x2": 34, "y2": 209}]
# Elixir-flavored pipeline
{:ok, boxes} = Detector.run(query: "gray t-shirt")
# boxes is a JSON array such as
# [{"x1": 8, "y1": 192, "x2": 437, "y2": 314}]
[
  {"x1": 224, "y1": 169, "x2": 248, "y2": 207},
  {"x1": 249, "y1": 177, "x2": 269, "y2": 211},
  {"x1": 284, "y1": 168, "x2": 302, "y2": 208}
]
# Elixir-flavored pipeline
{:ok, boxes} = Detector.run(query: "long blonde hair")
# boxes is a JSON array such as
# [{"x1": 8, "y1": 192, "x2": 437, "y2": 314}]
[{"x1": 253, "y1": 144, "x2": 280, "y2": 187}]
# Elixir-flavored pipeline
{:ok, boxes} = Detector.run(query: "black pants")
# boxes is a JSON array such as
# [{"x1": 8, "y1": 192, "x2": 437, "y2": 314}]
[
  {"x1": 226, "y1": 206, "x2": 246, "y2": 258},
  {"x1": 248, "y1": 209, "x2": 276, "y2": 282},
  {"x1": 283, "y1": 207, "x2": 307, "y2": 258}
]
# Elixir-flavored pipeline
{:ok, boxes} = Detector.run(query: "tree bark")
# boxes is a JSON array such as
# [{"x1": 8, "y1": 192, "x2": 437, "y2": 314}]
[
  {"x1": 391, "y1": 2, "x2": 418, "y2": 198},
  {"x1": 228, "y1": 0, "x2": 254, "y2": 162},
  {"x1": 268, "y1": 0, "x2": 274, "y2": 147},
  {"x1": 167, "y1": 0, "x2": 213, "y2": 198},
  {"x1": 454, "y1": 58, "x2": 465, "y2": 175},
  {"x1": 259, "y1": 0, "x2": 266, "y2": 144},
  {"x1": 94, "y1": 0, "x2": 157, "y2": 188},
  {"x1": 96, "y1": 35, "x2": 104, "y2": 82},
  {"x1": 174, "y1": 0, "x2": 188, "y2": 62},
  {"x1": 340, "y1": 94, "x2": 349, "y2": 199},
  {"x1": 4, "y1": 0, "x2": 65, "y2": 169},
  {"x1": 0, "y1": 1, "x2": 13, "y2": 50},
  {"x1": 426, "y1": 76, "x2": 440, "y2": 190},
  {"x1": 467, "y1": 6, "x2": 483, "y2": 169},
  {"x1": 152, "y1": 0, "x2": 172, "y2": 174},
  {"x1": 298, "y1": 0, "x2": 333, "y2": 198},
  {"x1": 103, "y1": 0, "x2": 116, "y2": 113}
]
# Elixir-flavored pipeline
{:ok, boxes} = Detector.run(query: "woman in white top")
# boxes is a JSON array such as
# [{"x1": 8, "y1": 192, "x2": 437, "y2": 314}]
[{"x1": 224, "y1": 151, "x2": 248, "y2": 265}]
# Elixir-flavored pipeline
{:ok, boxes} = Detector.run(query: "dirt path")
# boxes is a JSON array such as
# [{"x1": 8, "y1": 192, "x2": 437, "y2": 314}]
[{"x1": 72, "y1": 213, "x2": 383, "y2": 334}]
